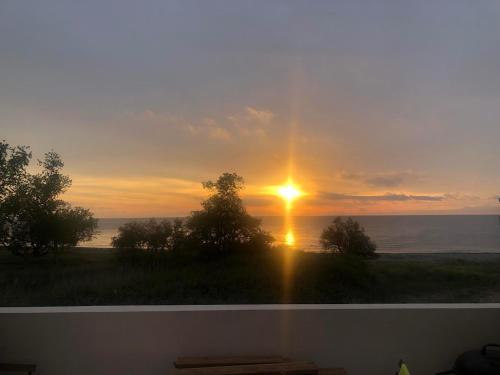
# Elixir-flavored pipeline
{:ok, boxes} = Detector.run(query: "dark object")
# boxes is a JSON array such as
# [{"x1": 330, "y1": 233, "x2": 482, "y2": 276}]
[
  {"x1": 174, "y1": 356, "x2": 290, "y2": 369},
  {"x1": 172, "y1": 356, "x2": 347, "y2": 375},
  {"x1": 0, "y1": 363, "x2": 36, "y2": 375},
  {"x1": 437, "y1": 344, "x2": 500, "y2": 375},
  {"x1": 173, "y1": 361, "x2": 319, "y2": 375}
]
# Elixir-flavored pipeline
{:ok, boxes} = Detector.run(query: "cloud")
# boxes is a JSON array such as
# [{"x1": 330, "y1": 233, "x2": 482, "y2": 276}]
[
  {"x1": 444, "y1": 193, "x2": 482, "y2": 201},
  {"x1": 128, "y1": 107, "x2": 274, "y2": 141},
  {"x1": 340, "y1": 170, "x2": 423, "y2": 188},
  {"x1": 186, "y1": 118, "x2": 232, "y2": 141},
  {"x1": 319, "y1": 192, "x2": 446, "y2": 202},
  {"x1": 227, "y1": 106, "x2": 275, "y2": 137},
  {"x1": 244, "y1": 106, "x2": 275, "y2": 124},
  {"x1": 138, "y1": 109, "x2": 169, "y2": 122},
  {"x1": 365, "y1": 175, "x2": 405, "y2": 188},
  {"x1": 207, "y1": 126, "x2": 232, "y2": 140}
]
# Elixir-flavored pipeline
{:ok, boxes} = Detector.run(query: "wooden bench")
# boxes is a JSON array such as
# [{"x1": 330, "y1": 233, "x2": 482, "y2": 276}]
[
  {"x1": 174, "y1": 362, "x2": 318, "y2": 375},
  {"x1": 175, "y1": 356, "x2": 290, "y2": 369},
  {"x1": 0, "y1": 363, "x2": 36, "y2": 375},
  {"x1": 318, "y1": 369, "x2": 347, "y2": 375},
  {"x1": 172, "y1": 356, "x2": 346, "y2": 375}
]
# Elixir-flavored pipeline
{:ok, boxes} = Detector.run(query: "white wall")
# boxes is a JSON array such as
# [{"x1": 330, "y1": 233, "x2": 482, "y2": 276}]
[{"x1": 1, "y1": 305, "x2": 499, "y2": 375}]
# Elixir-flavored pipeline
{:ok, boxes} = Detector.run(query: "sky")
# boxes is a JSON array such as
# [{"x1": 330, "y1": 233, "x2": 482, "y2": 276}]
[{"x1": 2, "y1": 1, "x2": 500, "y2": 217}]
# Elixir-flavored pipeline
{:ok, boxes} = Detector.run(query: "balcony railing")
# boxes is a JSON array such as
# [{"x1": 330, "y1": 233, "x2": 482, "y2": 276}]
[{"x1": 1, "y1": 304, "x2": 499, "y2": 375}]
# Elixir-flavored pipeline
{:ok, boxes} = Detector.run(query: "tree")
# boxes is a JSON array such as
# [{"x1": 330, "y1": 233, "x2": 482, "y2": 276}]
[
  {"x1": 170, "y1": 218, "x2": 188, "y2": 252},
  {"x1": 111, "y1": 221, "x2": 146, "y2": 250},
  {"x1": 185, "y1": 172, "x2": 272, "y2": 255},
  {"x1": 49, "y1": 205, "x2": 97, "y2": 249},
  {"x1": 144, "y1": 219, "x2": 173, "y2": 251},
  {"x1": 111, "y1": 218, "x2": 176, "y2": 251},
  {"x1": 0, "y1": 142, "x2": 31, "y2": 244},
  {"x1": 320, "y1": 217, "x2": 378, "y2": 258},
  {"x1": 0, "y1": 141, "x2": 97, "y2": 256},
  {"x1": 112, "y1": 173, "x2": 272, "y2": 255},
  {"x1": 0, "y1": 142, "x2": 31, "y2": 199}
]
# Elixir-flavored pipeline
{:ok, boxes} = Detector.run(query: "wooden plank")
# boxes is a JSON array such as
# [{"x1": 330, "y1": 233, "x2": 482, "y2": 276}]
[
  {"x1": 318, "y1": 369, "x2": 347, "y2": 375},
  {"x1": 175, "y1": 356, "x2": 290, "y2": 369},
  {"x1": 0, "y1": 363, "x2": 36, "y2": 373},
  {"x1": 173, "y1": 362, "x2": 318, "y2": 375}
]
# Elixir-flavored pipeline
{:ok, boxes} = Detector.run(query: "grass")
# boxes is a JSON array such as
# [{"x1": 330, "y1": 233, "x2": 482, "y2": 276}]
[{"x1": 1, "y1": 248, "x2": 500, "y2": 306}]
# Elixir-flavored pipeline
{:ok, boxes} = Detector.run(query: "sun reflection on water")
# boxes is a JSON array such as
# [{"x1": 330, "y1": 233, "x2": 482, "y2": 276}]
[
  {"x1": 272, "y1": 180, "x2": 304, "y2": 248},
  {"x1": 277, "y1": 181, "x2": 303, "y2": 248},
  {"x1": 285, "y1": 229, "x2": 295, "y2": 246}
]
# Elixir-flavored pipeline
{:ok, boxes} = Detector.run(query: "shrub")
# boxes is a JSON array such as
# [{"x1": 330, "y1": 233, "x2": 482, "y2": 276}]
[
  {"x1": 144, "y1": 219, "x2": 172, "y2": 251},
  {"x1": 111, "y1": 218, "x2": 184, "y2": 251},
  {"x1": 111, "y1": 221, "x2": 147, "y2": 249},
  {"x1": 320, "y1": 217, "x2": 378, "y2": 258}
]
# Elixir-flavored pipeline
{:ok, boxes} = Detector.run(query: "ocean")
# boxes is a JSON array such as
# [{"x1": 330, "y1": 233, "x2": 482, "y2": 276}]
[{"x1": 83, "y1": 215, "x2": 500, "y2": 253}]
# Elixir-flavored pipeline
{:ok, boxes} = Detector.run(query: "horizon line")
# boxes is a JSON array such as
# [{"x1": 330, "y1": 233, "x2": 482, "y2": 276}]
[{"x1": 95, "y1": 213, "x2": 500, "y2": 220}]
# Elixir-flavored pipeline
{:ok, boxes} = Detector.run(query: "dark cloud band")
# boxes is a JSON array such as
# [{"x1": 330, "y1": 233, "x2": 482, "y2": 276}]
[{"x1": 319, "y1": 192, "x2": 445, "y2": 202}]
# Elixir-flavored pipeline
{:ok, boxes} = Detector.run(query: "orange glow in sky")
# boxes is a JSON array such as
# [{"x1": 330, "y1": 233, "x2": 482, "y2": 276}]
[{"x1": 4, "y1": 2, "x2": 500, "y2": 218}]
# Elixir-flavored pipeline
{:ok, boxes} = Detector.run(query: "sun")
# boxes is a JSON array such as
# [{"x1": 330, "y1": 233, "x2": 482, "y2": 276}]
[{"x1": 276, "y1": 182, "x2": 303, "y2": 204}]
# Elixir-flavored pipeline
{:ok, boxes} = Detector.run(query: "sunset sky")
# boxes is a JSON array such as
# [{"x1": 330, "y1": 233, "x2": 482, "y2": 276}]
[{"x1": 2, "y1": 1, "x2": 500, "y2": 217}]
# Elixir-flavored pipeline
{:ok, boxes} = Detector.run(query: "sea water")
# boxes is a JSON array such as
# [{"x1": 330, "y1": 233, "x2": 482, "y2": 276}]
[{"x1": 82, "y1": 215, "x2": 500, "y2": 253}]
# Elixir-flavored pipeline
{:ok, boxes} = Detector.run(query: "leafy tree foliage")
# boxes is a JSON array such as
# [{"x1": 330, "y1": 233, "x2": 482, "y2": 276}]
[
  {"x1": 0, "y1": 141, "x2": 97, "y2": 256},
  {"x1": 320, "y1": 217, "x2": 378, "y2": 258},
  {"x1": 111, "y1": 221, "x2": 146, "y2": 250},
  {"x1": 111, "y1": 218, "x2": 184, "y2": 251},
  {"x1": 0, "y1": 142, "x2": 31, "y2": 248},
  {"x1": 170, "y1": 218, "x2": 188, "y2": 252},
  {"x1": 112, "y1": 173, "x2": 272, "y2": 256},
  {"x1": 112, "y1": 173, "x2": 272, "y2": 255},
  {"x1": 185, "y1": 172, "x2": 272, "y2": 255},
  {"x1": 144, "y1": 218, "x2": 173, "y2": 251}
]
